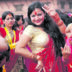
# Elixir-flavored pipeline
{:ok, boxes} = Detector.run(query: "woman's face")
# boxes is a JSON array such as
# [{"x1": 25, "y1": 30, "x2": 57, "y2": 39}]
[
  {"x1": 17, "y1": 17, "x2": 23, "y2": 26},
  {"x1": 3, "y1": 14, "x2": 15, "y2": 28},
  {"x1": 66, "y1": 24, "x2": 72, "y2": 38},
  {"x1": 30, "y1": 8, "x2": 45, "y2": 26}
]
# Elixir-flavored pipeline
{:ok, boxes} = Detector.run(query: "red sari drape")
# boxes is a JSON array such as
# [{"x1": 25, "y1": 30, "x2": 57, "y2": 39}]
[
  {"x1": 26, "y1": 36, "x2": 68, "y2": 72},
  {"x1": 0, "y1": 27, "x2": 19, "y2": 72}
]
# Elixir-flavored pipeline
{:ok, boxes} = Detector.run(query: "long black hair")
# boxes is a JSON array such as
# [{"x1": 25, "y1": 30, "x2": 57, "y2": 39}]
[{"x1": 27, "y1": 1, "x2": 65, "y2": 57}]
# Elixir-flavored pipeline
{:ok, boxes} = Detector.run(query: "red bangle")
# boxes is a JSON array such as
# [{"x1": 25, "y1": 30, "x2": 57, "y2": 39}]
[{"x1": 58, "y1": 20, "x2": 64, "y2": 26}]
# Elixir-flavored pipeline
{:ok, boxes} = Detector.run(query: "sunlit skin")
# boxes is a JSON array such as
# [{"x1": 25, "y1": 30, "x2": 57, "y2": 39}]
[
  {"x1": 15, "y1": 4, "x2": 71, "y2": 72},
  {"x1": 30, "y1": 8, "x2": 45, "y2": 26}
]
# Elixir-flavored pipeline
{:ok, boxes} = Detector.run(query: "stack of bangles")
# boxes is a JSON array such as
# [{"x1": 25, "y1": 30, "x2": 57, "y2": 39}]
[{"x1": 51, "y1": 12, "x2": 64, "y2": 26}]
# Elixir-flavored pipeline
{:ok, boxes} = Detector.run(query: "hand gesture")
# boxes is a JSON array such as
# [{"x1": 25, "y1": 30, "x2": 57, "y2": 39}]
[
  {"x1": 61, "y1": 44, "x2": 71, "y2": 61},
  {"x1": 35, "y1": 55, "x2": 46, "y2": 72},
  {"x1": 42, "y1": 4, "x2": 56, "y2": 16}
]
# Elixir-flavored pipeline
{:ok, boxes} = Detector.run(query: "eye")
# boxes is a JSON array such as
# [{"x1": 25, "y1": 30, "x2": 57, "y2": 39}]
[
  {"x1": 31, "y1": 15, "x2": 35, "y2": 17},
  {"x1": 37, "y1": 13, "x2": 42, "y2": 16},
  {"x1": 6, "y1": 18, "x2": 9, "y2": 20}
]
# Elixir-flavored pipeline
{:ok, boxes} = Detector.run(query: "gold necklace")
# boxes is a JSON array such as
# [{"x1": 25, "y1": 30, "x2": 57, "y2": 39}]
[{"x1": 4, "y1": 27, "x2": 16, "y2": 49}]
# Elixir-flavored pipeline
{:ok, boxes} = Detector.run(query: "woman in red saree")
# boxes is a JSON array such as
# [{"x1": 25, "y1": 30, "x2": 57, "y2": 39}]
[
  {"x1": 15, "y1": 1, "x2": 71, "y2": 72},
  {"x1": 0, "y1": 11, "x2": 19, "y2": 72}
]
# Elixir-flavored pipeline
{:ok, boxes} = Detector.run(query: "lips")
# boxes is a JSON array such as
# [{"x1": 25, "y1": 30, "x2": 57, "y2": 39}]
[
  {"x1": 9, "y1": 22, "x2": 14, "y2": 25},
  {"x1": 36, "y1": 20, "x2": 41, "y2": 23},
  {"x1": 69, "y1": 38, "x2": 72, "y2": 41}
]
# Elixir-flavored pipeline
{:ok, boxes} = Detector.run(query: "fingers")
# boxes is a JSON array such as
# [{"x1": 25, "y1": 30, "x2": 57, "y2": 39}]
[
  {"x1": 35, "y1": 64, "x2": 44, "y2": 72},
  {"x1": 64, "y1": 45, "x2": 71, "y2": 53},
  {"x1": 61, "y1": 44, "x2": 71, "y2": 54},
  {"x1": 35, "y1": 64, "x2": 42, "y2": 71},
  {"x1": 43, "y1": 67, "x2": 46, "y2": 72},
  {"x1": 42, "y1": 4, "x2": 56, "y2": 16},
  {"x1": 42, "y1": 4, "x2": 49, "y2": 10},
  {"x1": 61, "y1": 47, "x2": 63, "y2": 51},
  {"x1": 61, "y1": 44, "x2": 71, "y2": 60}
]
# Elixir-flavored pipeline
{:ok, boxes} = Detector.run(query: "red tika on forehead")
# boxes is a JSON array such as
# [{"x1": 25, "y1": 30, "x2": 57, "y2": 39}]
[
  {"x1": 34, "y1": 9, "x2": 38, "y2": 15},
  {"x1": 34, "y1": 11, "x2": 37, "y2": 15},
  {"x1": 8, "y1": 14, "x2": 12, "y2": 16}
]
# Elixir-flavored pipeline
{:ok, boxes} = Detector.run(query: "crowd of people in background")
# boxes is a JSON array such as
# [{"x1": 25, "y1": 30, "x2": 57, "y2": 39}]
[{"x1": 0, "y1": 1, "x2": 72, "y2": 72}]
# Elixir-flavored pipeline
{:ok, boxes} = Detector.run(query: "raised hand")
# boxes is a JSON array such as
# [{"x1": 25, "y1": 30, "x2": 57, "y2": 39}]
[
  {"x1": 35, "y1": 55, "x2": 46, "y2": 72},
  {"x1": 42, "y1": 4, "x2": 56, "y2": 16},
  {"x1": 61, "y1": 44, "x2": 71, "y2": 62}
]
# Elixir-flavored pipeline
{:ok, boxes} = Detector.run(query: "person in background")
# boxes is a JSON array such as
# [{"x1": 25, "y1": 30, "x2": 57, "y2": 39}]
[
  {"x1": 65, "y1": 23, "x2": 72, "y2": 72},
  {"x1": 13, "y1": 15, "x2": 25, "y2": 33},
  {"x1": 15, "y1": 1, "x2": 71, "y2": 72},
  {"x1": 0, "y1": 11, "x2": 20, "y2": 72},
  {"x1": 13, "y1": 14, "x2": 28, "y2": 72}
]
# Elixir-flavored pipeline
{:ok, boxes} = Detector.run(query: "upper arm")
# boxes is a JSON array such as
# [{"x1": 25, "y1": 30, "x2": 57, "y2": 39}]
[
  {"x1": 16, "y1": 25, "x2": 34, "y2": 48},
  {"x1": 17, "y1": 34, "x2": 32, "y2": 48}
]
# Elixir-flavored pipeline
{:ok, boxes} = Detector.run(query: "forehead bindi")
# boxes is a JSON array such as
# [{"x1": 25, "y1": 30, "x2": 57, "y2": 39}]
[
  {"x1": 6, "y1": 14, "x2": 13, "y2": 19},
  {"x1": 33, "y1": 8, "x2": 43, "y2": 15}
]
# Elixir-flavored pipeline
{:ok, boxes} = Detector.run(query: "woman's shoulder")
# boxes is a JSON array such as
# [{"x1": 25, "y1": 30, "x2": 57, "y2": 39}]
[
  {"x1": 25, "y1": 25, "x2": 34, "y2": 29},
  {"x1": 0, "y1": 27, "x2": 6, "y2": 37},
  {"x1": 0, "y1": 27, "x2": 5, "y2": 31},
  {"x1": 24, "y1": 25, "x2": 35, "y2": 32},
  {"x1": 23, "y1": 25, "x2": 35, "y2": 37}
]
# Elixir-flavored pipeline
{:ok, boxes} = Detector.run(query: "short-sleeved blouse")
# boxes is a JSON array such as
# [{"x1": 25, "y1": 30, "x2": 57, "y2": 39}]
[{"x1": 23, "y1": 25, "x2": 49, "y2": 53}]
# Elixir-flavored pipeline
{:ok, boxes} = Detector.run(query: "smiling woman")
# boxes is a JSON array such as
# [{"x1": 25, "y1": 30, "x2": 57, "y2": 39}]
[
  {"x1": 15, "y1": 1, "x2": 71, "y2": 72},
  {"x1": 0, "y1": 11, "x2": 20, "y2": 72},
  {"x1": 30, "y1": 8, "x2": 45, "y2": 26}
]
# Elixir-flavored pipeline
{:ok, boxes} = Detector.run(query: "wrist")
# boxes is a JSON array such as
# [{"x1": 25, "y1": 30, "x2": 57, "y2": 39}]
[{"x1": 31, "y1": 54, "x2": 42, "y2": 61}]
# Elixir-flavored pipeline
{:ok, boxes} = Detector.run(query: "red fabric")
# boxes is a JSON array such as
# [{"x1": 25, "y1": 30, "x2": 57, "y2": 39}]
[
  {"x1": 17, "y1": 25, "x2": 24, "y2": 34},
  {"x1": 0, "y1": 27, "x2": 19, "y2": 72},
  {"x1": 65, "y1": 37, "x2": 72, "y2": 72},
  {"x1": 51, "y1": 13, "x2": 64, "y2": 26},
  {"x1": 0, "y1": 18, "x2": 3, "y2": 25},
  {"x1": 28, "y1": 37, "x2": 67, "y2": 72}
]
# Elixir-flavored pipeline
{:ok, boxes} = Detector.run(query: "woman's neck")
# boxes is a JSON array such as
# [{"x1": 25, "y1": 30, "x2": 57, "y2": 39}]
[
  {"x1": 5, "y1": 26, "x2": 13, "y2": 33},
  {"x1": 36, "y1": 27, "x2": 43, "y2": 31}
]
